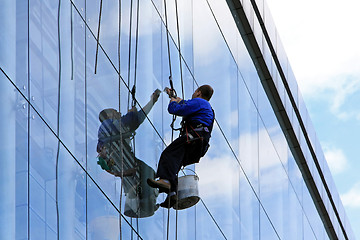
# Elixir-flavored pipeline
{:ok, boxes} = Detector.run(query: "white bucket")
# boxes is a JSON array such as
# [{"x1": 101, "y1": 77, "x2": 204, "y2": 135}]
[
  {"x1": 173, "y1": 175, "x2": 200, "y2": 210},
  {"x1": 124, "y1": 195, "x2": 158, "y2": 218}
]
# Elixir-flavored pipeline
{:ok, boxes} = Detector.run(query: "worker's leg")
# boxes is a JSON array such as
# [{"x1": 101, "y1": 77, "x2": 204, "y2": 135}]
[{"x1": 156, "y1": 135, "x2": 187, "y2": 192}]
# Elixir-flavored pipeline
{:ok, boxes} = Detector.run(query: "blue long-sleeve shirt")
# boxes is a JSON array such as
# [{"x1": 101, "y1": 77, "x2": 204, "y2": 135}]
[
  {"x1": 168, "y1": 98, "x2": 214, "y2": 127},
  {"x1": 97, "y1": 110, "x2": 146, "y2": 150}
]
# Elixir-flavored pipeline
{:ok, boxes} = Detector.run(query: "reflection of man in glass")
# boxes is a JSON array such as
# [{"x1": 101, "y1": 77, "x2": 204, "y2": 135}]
[
  {"x1": 96, "y1": 89, "x2": 161, "y2": 218},
  {"x1": 147, "y1": 85, "x2": 215, "y2": 208}
]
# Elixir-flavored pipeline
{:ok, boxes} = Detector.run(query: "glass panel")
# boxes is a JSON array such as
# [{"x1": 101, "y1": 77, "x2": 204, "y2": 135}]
[
  {"x1": 239, "y1": 170, "x2": 260, "y2": 240},
  {"x1": 285, "y1": 184, "x2": 303, "y2": 240},
  {"x1": 71, "y1": 0, "x2": 85, "y2": 19},
  {"x1": 303, "y1": 181, "x2": 322, "y2": 239},
  {"x1": 15, "y1": 2, "x2": 29, "y2": 97},
  {"x1": 260, "y1": 208, "x2": 280, "y2": 240},
  {"x1": 87, "y1": 180, "x2": 135, "y2": 239},
  {"x1": 259, "y1": 120, "x2": 287, "y2": 239},
  {"x1": 196, "y1": 125, "x2": 242, "y2": 239},
  {"x1": 28, "y1": 107, "x2": 88, "y2": 239},
  {"x1": 288, "y1": 148, "x2": 302, "y2": 198},
  {"x1": 238, "y1": 86, "x2": 259, "y2": 192},
  {"x1": 263, "y1": 1, "x2": 277, "y2": 50},
  {"x1": 29, "y1": 0, "x2": 60, "y2": 132}
]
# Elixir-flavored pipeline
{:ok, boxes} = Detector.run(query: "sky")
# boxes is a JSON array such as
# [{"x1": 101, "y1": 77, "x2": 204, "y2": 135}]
[{"x1": 265, "y1": 0, "x2": 360, "y2": 238}]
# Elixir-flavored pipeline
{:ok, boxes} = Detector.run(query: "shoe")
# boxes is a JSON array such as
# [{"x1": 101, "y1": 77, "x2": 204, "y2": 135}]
[
  {"x1": 147, "y1": 178, "x2": 171, "y2": 193},
  {"x1": 160, "y1": 194, "x2": 178, "y2": 209}
]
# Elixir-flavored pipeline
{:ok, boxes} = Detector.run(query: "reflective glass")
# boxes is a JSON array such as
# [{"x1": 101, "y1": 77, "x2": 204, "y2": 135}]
[
  {"x1": 196, "y1": 125, "x2": 242, "y2": 239},
  {"x1": 259, "y1": 120, "x2": 287, "y2": 239},
  {"x1": 263, "y1": 1, "x2": 277, "y2": 50},
  {"x1": 287, "y1": 66, "x2": 298, "y2": 107},
  {"x1": 287, "y1": 148, "x2": 303, "y2": 199},
  {"x1": 239, "y1": 171, "x2": 260, "y2": 240},
  {"x1": 285, "y1": 183, "x2": 303, "y2": 240},
  {"x1": 1, "y1": 0, "x2": 354, "y2": 239},
  {"x1": 237, "y1": 82, "x2": 259, "y2": 192},
  {"x1": 260, "y1": 208, "x2": 279, "y2": 240}
]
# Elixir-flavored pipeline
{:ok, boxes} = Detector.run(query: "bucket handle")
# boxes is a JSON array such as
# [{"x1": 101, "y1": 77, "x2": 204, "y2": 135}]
[{"x1": 179, "y1": 168, "x2": 199, "y2": 179}]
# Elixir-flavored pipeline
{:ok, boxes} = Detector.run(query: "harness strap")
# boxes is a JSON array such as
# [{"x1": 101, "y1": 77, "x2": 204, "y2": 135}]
[{"x1": 185, "y1": 124, "x2": 203, "y2": 143}]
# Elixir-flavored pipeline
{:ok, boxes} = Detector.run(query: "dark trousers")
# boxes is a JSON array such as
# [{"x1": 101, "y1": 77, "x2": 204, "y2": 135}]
[{"x1": 156, "y1": 132, "x2": 209, "y2": 192}]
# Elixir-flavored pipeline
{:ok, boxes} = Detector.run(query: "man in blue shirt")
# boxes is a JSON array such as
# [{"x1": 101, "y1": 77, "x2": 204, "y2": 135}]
[{"x1": 147, "y1": 85, "x2": 214, "y2": 208}]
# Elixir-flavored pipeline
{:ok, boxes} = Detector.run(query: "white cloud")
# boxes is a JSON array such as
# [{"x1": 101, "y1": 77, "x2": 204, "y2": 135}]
[
  {"x1": 266, "y1": 0, "x2": 360, "y2": 119},
  {"x1": 197, "y1": 127, "x2": 291, "y2": 200},
  {"x1": 327, "y1": 77, "x2": 360, "y2": 120},
  {"x1": 341, "y1": 182, "x2": 360, "y2": 208},
  {"x1": 196, "y1": 154, "x2": 241, "y2": 199},
  {"x1": 323, "y1": 145, "x2": 348, "y2": 175},
  {"x1": 192, "y1": 0, "x2": 225, "y2": 66}
]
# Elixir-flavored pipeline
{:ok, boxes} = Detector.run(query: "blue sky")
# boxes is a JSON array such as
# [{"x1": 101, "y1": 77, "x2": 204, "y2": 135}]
[{"x1": 266, "y1": 0, "x2": 360, "y2": 238}]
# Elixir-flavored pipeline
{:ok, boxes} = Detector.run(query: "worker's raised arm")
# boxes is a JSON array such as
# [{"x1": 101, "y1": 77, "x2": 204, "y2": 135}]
[{"x1": 168, "y1": 99, "x2": 200, "y2": 116}]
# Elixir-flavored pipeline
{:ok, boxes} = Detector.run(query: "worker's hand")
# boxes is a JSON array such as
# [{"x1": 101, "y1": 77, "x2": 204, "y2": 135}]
[
  {"x1": 164, "y1": 87, "x2": 176, "y2": 98},
  {"x1": 164, "y1": 87, "x2": 170, "y2": 95},
  {"x1": 170, "y1": 96, "x2": 182, "y2": 103}
]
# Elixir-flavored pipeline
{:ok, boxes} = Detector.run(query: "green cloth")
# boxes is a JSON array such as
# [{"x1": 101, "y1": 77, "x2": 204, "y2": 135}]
[{"x1": 97, "y1": 157, "x2": 110, "y2": 171}]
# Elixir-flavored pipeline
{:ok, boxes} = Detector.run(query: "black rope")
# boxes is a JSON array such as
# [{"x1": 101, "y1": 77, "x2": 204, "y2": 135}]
[
  {"x1": 132, "y1": 0, "x2": 140, "y2": 109},
  {"x1": 56, "y1": 0, "x2": 62, "y2": 239},
  {"x1": 131, "y1": 85, "x2": 136, "y2": 108},
  {"x1": 174, "y1": 0, "x2": 184, "y2": 99},
  {"x1": 84, "y1": 0, "x2": 88, "y2": 237},
  {"x1": 162, "y1": 0, "x2": 178, "y2": 138},
  {"x1": 166, "y1": 207, "x2": 170, "y2": 240},
  {"x1": 118, "y1": 0, "x2": 123, "y2": 239},
  {"x1": 173, "y1": 1, "x2": 184, "y2": 236},
  {"x1": 131, "y1": 218, "x2": 133, "y2": 240},
  {"x1": 131, "y1": 0, "x2": 141, "y2": 234},
  {"x1": 131, "y1": 129, "x2": 137, "y2": 238},
  {"x1": 127, "y1": 0, "x2": 134, "y2": 109},
  {"x1": 163, "y1": 0, "x2": 172, "y2": 79},
  {"x1": 27, "y1": 0, "x2": 31, "y2": 237},
  {"x1": 94, "y1": 0, "x2": 103, "y2": 74},
  {"x1": 162, "y1": 1, "x2": 173, "y2": 239},
  {"x1": 70, "y1": 3, "x2": 74, "y2": 80},
  {"x1": 136, "y1": 218, "x2": 139, "y2": 240}
]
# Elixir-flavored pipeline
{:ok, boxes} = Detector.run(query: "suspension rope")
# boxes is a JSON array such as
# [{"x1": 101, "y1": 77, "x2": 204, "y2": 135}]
[
  {"x1": 118, "y1": 0, "x2": 123, "y2": 239},
  {"x1": 70, "y1": 3, "x2": 74, "y2": 80},
  {"x1": 27, "y1": 0, "x2": 31, "y2": 237},
  {"x1": 84, "y1": 0, "x2": 88, "y2": 237},
  {"x1": 132, "y1": 0, "x2": 140, "y2": 108},
  {"x1": 174, "y1": 0, "x2": 184, "y2": 100},
  {"x1": 166, "y1": 206, "x2": 171, "y2": 240},
  {"x1": 94, "y1": 0, "x2": 103, "y2": 74},
  {"x1": 173, "y1": 0, "x2": 183, "y2": 238},
  {"x1": 163, "y1": 0, "x2": 179, "y2": 143},
  {"x1": 163, "y1": 0, "x2": 173, "y2": 84},
  {"x1": 127, "y1": 0, "x2": 134, "y2": 109},
  {"x1": 127, "y1": 0, "x2": 141, "y2": 236},
  {"x1": 162, "y1": 0, "x2": 173, "y2": 239},
  {"x1": 56, "y1": 1, "x2": 62, "y2": 239}
]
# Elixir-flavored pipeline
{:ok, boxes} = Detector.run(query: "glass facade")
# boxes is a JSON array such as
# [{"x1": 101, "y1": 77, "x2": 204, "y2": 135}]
[{"x1": 0, "y1": 0, "x2": 354, "y2": 239}]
